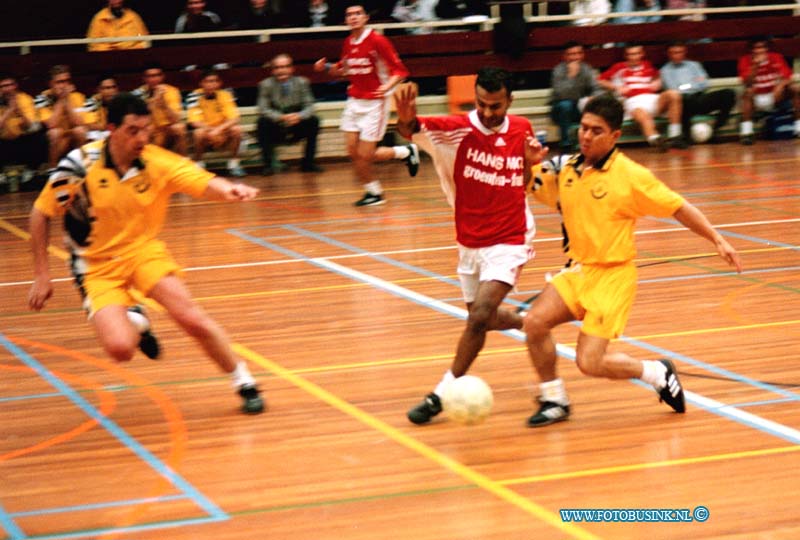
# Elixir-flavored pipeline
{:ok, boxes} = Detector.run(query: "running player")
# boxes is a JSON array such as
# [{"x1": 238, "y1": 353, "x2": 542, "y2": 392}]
[
  {"x1": 28, "y1": 92, "x2": 265, "y2": 414},
  {"x1": 314, "y1": 3, "x2": 419, "y2": 206},
  {"x1": 523, "y1": 94, "x2": 741, "y2": 427},
  {"x1": 394, "y1": 68, "x2": 543, "y2": 424}
]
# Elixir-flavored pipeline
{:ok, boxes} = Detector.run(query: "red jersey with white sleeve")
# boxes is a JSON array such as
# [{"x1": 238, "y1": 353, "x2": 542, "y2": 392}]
[
  {"x1": 412, "y1": 110, "x2": 535, "y2": 248},
  {"x1": 598, "y1": 61, "x2": 659, "y2": 98},
  {"x1": 338, "y1": 28, "x2": 409, "y2": 99},
  {"x1": 738, "y1": 52, "x2": 792, "y2": 95}
]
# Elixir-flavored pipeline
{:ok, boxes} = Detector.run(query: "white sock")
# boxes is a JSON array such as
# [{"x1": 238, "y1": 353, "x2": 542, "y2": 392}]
[
  {"x1": 364, "y1": 180, "x2": 383, "y2": 196},
  {"x1": 196, "y1": 160, "x2": 206, "y2": 169},
  {"x1": 668, "y1": 123, "x2": 682, "y2": 138},
  {"x1": 228, "y1": 158, "x2": 240, "y2": 169},
  {"x1": 540, "y1": 378, "x2": 569, "y2": 406},
  {"x1": 231, "y1": 361, "x2": 256, "y2": 388},
  {"x1": 647, "y1": 134, "x2": 660, "y2": 145},
  {"x1": 434, "y1": 370, "x2": 456, "y2": 397},
  {"x1": 740, "y1": 121, "x2": 754, "y2": 136},
  {"x1": 392, "y1": 145, "x2": 410, "y2": 160},
  {"x1": 794, "y1": 119, "x2": 800, "y2": 135},
  {"x1": 640, "y1": 360, "x2": 667, "y2": 389}
]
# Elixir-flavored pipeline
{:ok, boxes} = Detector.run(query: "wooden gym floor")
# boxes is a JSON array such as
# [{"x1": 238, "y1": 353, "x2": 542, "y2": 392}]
[{"x1": 0, "y1": 139, "x2": 798, "y2": 540}]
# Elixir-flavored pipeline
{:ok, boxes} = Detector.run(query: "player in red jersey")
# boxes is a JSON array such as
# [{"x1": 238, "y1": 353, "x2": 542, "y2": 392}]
[
  {"x1": 314, "y1": 3, "x2": 419, "y2": 207},
  {"x1": 597, "y1": 43, "x2": 685, "y2": 150},
  {"x1": 737, "y1": 37, "x2": 800, "y2": 145},
  {"x1": 394, "y1": 68, "x2": 544, "y2": 424}
]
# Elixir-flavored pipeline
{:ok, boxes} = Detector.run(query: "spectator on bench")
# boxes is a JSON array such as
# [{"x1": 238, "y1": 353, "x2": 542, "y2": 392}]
[
  {"x1": 175, "y1": 0, "x2": 223, "y2": 33},
  {"x1": 35, "y1": 65, "x2": 89, "y2": 167},
  {"x1": 0, "y1": 74, "x2": 47, "y2": 186},
  {"x1": 391, "y1": 0, "x2": 439, "y2": 34},
  {"x1": 133, "y1": 63, "x2": 188, "y2": 156},
  {"x1": 737, "y1": 37, "x2": 800, "y2": 145},
  {"x1": 597, "y1": 43, "x2": 685, "y2": 151},
  {"x1": 550, "y1": 41, "x2": 600, "y2": 151},
  {"x1": 572, "y1": 0, "x2": 611, "y2": 26},
  {"x1": 257, "y1": 54, "x2": 322, "y2": 175},
  {"x1": 86, "y1": 0, "x2": 150, "y2": 51},
  {"x1": 660, "y1": 41, "x2": 735, "y2": 145},
  {"x1": 86, "y1": 75, "x2": 120, "y2": 141},
  {"x1": 186, "y1": 68, "x2": 246, "y2": 177},
  {"x1": 612, "y1": 0, "x2": 662, "y2": 24}
]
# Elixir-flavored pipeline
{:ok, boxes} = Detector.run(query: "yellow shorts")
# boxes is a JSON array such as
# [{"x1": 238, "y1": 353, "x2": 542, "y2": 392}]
[
  {"x1": 550, "y1": 262, "x2": 637, "y2": 339},
  {"x1": 83, "y1": 240, "x2": 181, "y2": 315}
]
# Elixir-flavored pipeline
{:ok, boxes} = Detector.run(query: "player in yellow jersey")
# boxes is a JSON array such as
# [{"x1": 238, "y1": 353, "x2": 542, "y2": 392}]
[
  {"x1": 27, "y1": 92, "x2": 265, "y2": 414},
  {"x1": 35, "y1": 65, "x2": 89, "y2": 167},
  {"x1": 523, "y1": 94, "x2": 741, "y2": 427},
  {"x1": 134, "y1": 64, "x2": 188, "y2": 156},
  {"x1": 186, "y1": 68, "x2": 246, "y2": 177}
]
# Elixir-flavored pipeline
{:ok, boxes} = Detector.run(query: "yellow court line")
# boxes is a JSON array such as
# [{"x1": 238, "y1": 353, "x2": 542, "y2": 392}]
[
  {"x1": 501, "y1": 445, "x2": 800, "y2": 486},
  {"x1": 233, "y1": 343, "x2": 601, "y2": 540},
  {"x1": 0, "y1": 218, "x2": 69, "y2": 259},
  {"x1": 624, "y1": 319, "x2": 800, "y2": 341}
]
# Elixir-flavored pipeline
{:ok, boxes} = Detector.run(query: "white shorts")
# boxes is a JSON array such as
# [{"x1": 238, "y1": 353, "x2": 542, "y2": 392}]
[
  {"x1": 340, "y1": 97, "x2": 391, "y2": 142},
  {"x1": 457, "y1": 243, "x2": 533, "y2": 303},
  {"x1": 754, "y1": 92, "x2": 776, "y2": 112},
  {"x1": 623, "y1": 93, "x2": 659, "y2": 119}
]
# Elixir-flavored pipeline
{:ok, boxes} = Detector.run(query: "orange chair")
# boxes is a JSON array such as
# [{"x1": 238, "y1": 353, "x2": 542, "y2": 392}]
[{"x1": 447, "y1": 74, "x2": 477, "y2": 115}]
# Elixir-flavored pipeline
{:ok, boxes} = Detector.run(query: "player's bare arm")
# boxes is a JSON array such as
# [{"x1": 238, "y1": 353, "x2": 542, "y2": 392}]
[
  {"x1": 205, "y1": 177, "x2": 260, "y2": 201},
  {"x1": 673, "y1": 202, "x2": 742, "y2": 272},
  {"x1": 28, "y1": 208, "x2": 54, "y2": 311}
]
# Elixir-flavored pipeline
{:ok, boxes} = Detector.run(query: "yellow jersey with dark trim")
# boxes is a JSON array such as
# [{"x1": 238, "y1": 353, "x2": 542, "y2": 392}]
[
  {"x1": 34, "y1": 90, "x2": 90, "y2": 127},
  {"x1": 530, "y1": 148, "x2": 685, "y2": 265},
  {"x1": 185, "y1": 88, "x2": 239, "y2": 127},
  {"x1": 132, "y1": 85, "x2": 184, "y2": 128},
  {"x1": 34, "y1": 139, "x2": 214, "y2": 260},
  {"x1": 0, "y1": 92, "x2": 37, "y2": 139}
]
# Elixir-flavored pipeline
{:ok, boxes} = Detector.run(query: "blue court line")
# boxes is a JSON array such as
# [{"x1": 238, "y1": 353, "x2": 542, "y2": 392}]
[
  {"x1": 21, "y1": 514, "x2": 225, "y2": 540},
  {"x1": 9, "y1": 495, "x2": 188, "y2": 518},
  {"x1": 228, "y1": 224, "x2": 800, "y2": 442},
  {"x1": 0, "y1": 392, "x2": 62, "y2": 404},
  {"x1": 0, "y1": 334, "x2": 228, "y2": 527},
  {"x1": 0, "y1": 500, "x2": 25, "y2": 540},
  {"x1": 723, "y1": 396, "x2": 798, "y2": 409}
]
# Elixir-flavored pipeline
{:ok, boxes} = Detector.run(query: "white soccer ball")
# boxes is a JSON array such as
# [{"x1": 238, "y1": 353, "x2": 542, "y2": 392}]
[
  {"x1": 690, "y1": 122, "x2": 713, "y2": 143},
  {"x1": 442, "y1": 375, "x2": 494, "y2": 425}
]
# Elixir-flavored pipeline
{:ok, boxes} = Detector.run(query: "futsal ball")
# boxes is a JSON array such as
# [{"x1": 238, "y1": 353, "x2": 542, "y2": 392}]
[
  {"x1": 442, "y1": 375, "x2": 494, "y2": 425},
  {"x1": 690, "y1": 122, "x2": 713, "y2": 143}
]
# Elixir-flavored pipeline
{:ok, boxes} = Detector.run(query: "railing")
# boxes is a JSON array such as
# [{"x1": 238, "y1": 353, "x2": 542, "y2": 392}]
[{"x1": 0, "y1": 4, "x2": 796, "y2": 54}]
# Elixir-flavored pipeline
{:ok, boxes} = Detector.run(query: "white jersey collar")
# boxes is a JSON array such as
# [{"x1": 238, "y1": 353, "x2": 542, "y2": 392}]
[{"x1": 468, "y1": 109, "x2": 509, "y2": 135}]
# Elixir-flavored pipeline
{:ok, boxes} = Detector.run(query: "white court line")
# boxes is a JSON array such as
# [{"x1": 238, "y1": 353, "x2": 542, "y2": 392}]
[{"x1": 312, "y1": 256, "x2": 800, "y2": 445}]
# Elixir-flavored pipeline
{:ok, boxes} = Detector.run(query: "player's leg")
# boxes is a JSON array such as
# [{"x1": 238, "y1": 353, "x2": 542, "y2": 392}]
[
  {"x1": 225, "y1": 125, "x2": 245, "y2": 177},
  {"x1": 148, "y1": 274, "x2": 264, "y2": 414},
  {"x1": 659, "y1": 90, "x2": 686, "y2": 148},
  {"x1": 739, "y1": 87, "x2": 756, "y2": 145},
  {"x1": 168, "y1": 122, "x2": 188, "y2": 156},
  {"x1": 192, "y1": 127, "x2": 209, "y2": 167}
]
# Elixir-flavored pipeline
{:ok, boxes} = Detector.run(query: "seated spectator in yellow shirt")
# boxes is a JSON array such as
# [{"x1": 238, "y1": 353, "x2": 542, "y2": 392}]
[
  {"x1": 133, "y1": 63, "x2": 188, "y2": 155},
  {"x1": 34, "y1": 65, "x2": 89, "y2": 167},
  {"x1": 86, "y1": 75, "x2": 120, "y2": 141},
  {"x1": 0, "y1": 74, "x2": 48, "y2": 187},
  {"x1": 86, "y1": 0, "x2": 150, "y2": 51},
  {"x1": 186, "y1": 69, "x2": 246, "y2": 177}
]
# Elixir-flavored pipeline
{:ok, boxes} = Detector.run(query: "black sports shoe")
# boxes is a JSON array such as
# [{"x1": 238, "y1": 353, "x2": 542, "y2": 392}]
[
  {"x1": 658, "y1": 359, "x2": 685, "y2": 413},
  {"x1": 354, "y1": 192, "x2": 386, "y2": 207},
  {"x1": 407, "y1": 392, "x2": 442, "y2": 424},
  {"x1": 740, "y1": 135, "x2": 754, "y2": 146},
  {"x1": 669, "y1": 137, "x2": 688, "y2": 149},
  {"x1": 238, "y1": 384, "x2": 265, "y2": 414},
  {"x1": 128, "y1": 306, "x2": 161, "y2": 360},
  {"x1": 404, "y1": 144, "x2": 420, "y2": 177},
  {"x1": 527, "y1": 400, "x2": 570, "y2": 427},
  {"x1": 650, "y1": 136, "x2": 669, "y2": 153}
]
